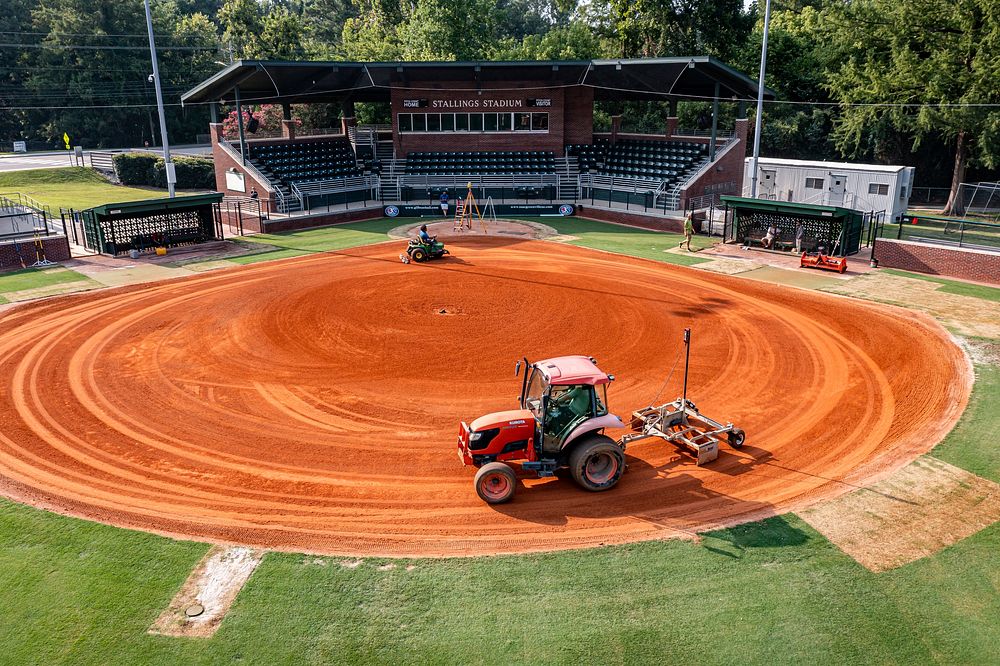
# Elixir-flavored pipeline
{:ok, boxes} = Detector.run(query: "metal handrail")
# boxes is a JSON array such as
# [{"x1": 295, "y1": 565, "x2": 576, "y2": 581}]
[
  {"x1": 674, "y1": 128, "x2": 736, "y2": 139},
  {"x1": 579, "y1": 173, "x2": 663, "y2": 190},
  {"x1": 396, "y1": 173, "x2": 560, "y2": 188},
  {"x1": 0, "y1": 191, "x2": 52, "y2": 217},
  {"x1": 290, "y1": 175, "x2": 379, "y2": 197}
]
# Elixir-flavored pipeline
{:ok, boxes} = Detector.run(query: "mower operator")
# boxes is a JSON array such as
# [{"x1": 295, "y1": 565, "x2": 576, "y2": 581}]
[{"x1": 418, "y1": 224, "x2": 433, "y2": 244}]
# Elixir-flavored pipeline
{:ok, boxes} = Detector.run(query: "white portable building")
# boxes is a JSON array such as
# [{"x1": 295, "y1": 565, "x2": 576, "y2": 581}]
[{"x1": 744, "y1": 157, "x2": 915, "y2": 221}]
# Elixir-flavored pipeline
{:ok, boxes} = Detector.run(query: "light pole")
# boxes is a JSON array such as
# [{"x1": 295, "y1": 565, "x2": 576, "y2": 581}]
[
  {"x1": 143, "y1": 0, "x2": 176, "y2": 197},
  {"x1": 749, "y1": 0, "x2": 772, "y2": 198}
]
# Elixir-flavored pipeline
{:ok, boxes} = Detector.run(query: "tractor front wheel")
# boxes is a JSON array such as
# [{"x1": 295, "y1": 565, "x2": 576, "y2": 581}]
[
  {"x1": 475, "y1": 462, "x2": 517, "y2": 504},
  {"x1": 411, "y1": 248, "x2": 427, "y2": 262},
  {"x1": 569, "y1": 435, "x2": 625, "y2": 492}
]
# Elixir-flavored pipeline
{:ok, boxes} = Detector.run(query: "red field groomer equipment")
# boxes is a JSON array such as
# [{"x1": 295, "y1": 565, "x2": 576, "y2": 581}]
[{"x1": 800, "y1": 249, "x2": 847, "y2": 273}]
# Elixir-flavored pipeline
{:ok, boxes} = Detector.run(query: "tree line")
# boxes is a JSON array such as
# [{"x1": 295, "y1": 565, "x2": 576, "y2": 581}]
[{"x1": 1, "y1": 0, "x2": 997, "y2": 208}]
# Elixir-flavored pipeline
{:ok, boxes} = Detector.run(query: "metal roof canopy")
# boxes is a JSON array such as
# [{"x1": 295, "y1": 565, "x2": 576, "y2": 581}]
[
  {"x1": 181, "y1": 58, "x2": 775, "y2": 107},
  {"x1": 85, "y1": 192, "x2": 223, "y2": 218},
  {"x1": 719, "y1": 196, "x2": 862, "y2": 219}
]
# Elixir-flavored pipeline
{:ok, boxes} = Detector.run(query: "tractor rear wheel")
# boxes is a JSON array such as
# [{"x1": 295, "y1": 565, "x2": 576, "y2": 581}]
[
  {"x1": 728, "y1": 428, "x2": 746, "y2": 449},
  {"x1": 569, "y1": 435, "x2": 625, "y2": 492},
  {"x1": 411, "y1": 248, "x2": 427, "y2": 262},
  {"x1": 474, "y1": 462, "x2": 517, "y2": 504}
]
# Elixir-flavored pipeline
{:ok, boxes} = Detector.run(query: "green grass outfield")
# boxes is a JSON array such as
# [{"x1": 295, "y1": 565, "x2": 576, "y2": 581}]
[
  {"x1": 1, "y1": 216, "x2": 998, "y2": 665},
  {"x1": 879, "y1": 268, "x2": 1000, "y2": 303},
  {"x1": 0, "y1": 167, "x2": 195, "y2": 211},
  {"x1": 0, "y1": 266, "x2": 97, "y2": 304},
  {"x1": 215, "y1": 215, "x2": 713, "y2": 268}
]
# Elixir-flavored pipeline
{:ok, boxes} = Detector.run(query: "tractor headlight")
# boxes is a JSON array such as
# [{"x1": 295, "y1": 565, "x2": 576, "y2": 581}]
[{"x1": 469, "y1": 431, "x2": 482, "y2": 441}]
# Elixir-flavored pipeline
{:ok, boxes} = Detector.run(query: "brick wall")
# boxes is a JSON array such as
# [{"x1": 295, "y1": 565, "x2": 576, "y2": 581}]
[
  {"x1": 261, "y1": 207, "x2": 382, "y2": 234},
  {"x1": 874, "y1": 238, "x2": 1000, "y2": 285},
  {"x1": 391, "y1": 83, "x2": 591, "y2": 156},
  {"x1": 576, "y1": 205, "x2": 684, "y2": 234},
  {"x1": 564, "y1": 86, "x2": 594, "y2": 146},
  {"x1": 679, "y1": 118, "x2": 749, "y2": 209},
  {"x1": 0, "y1": 236, "x2": 72, "y2": 270},
  {"x1": 210, "y1": 123, "x2": 272, "y2": 204}
]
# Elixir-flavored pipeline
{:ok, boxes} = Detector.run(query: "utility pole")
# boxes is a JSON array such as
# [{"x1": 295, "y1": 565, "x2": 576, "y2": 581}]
[
  {"x1": 749, "y1": 0, "x2": 772, "y2": 199},
  {"x1": 143, "y1": 0, "x2": 176, "y2": 197}
]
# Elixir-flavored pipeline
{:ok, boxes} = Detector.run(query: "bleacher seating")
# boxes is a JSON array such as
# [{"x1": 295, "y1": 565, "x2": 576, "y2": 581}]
[
  {"x1": 405, "y1": 151, "x2": 556, "y2": 175},
  {"x1": 248, "y1": 139, "x2": 362, "y2": 185},
  {"x1": 566, "y1": 139, "x2": 708, "y2": 183}
]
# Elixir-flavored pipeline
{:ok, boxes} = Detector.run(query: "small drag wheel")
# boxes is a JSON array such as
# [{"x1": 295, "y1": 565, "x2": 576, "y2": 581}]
[
  {"x1": 411, "y1": 247, "x2": 427, "y2": 262},
  {"x1": 474, "y1": 462, "x2": 516, "y2": 504},
  {"x1": 569, "y1": 435, "x2": 625, "y2": 492},
  {"x1": 728, "y1": 428, "x2": 746, "y2": 449}
]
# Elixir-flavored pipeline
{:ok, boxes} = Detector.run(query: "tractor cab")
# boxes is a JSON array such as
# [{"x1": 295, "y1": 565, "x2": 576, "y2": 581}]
[{"x1": 519, "y1": 356, "x2": 612, "y2": 454}]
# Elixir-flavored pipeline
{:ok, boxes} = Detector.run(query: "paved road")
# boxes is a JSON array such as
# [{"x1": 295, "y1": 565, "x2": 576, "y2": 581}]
[{"x1": 0, "y1": 145, "x2": 212, "y2": 173}]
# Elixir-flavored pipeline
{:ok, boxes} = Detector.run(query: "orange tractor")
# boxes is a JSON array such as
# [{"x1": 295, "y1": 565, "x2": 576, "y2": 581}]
[{"x1": 457, "y1": 329, "x2": 745, "y2": 503}]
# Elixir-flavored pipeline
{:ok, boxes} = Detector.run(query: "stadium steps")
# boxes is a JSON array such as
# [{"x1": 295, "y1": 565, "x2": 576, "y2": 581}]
[
  {"x1": 375, "y1": 141, "x2": 395, "y2": 163},
  {"x1": 247, "y1": 160, "x2": 302, "y2": 213}
]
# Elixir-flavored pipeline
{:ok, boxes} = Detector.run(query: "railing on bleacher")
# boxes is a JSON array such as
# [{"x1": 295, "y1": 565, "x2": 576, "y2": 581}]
[
  {"x1": 673, "y1": 128, "x2": 736, "y2": 139},
  {"x1": 396, "y1": 173, "x2": 561, "y2": 189},
  {"x1": 289, "y1": 175, "x2": 381, "y2": 209}
]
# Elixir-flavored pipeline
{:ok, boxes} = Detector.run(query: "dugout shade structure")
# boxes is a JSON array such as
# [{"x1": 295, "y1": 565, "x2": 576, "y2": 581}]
[
  {"x1": 720, "y1": 196, "x2": 865, "y2": 256},
  {"x1": 80, "y1": 193, "x2": 224, "y2": 256},
  {"x1": 182, "y1": 59, "x2": 773, "y2": 216}
]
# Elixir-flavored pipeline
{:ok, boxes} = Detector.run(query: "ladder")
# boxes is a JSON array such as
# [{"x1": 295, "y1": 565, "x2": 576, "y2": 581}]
[{"x1": 453, "y1": 184, "x2": 486, "y2": 232}]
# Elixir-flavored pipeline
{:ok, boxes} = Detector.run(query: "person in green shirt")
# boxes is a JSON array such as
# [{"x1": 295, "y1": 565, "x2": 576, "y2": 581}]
[{"x1": 682, "y1": 214, "x2": 695, "y2": 251}]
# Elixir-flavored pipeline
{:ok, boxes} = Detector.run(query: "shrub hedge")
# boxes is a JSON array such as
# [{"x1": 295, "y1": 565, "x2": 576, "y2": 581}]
[
  {"x1": 112, "y1": 153, "x2": 157, "y2": 185},
  {"x1": 112, "y1": 152, "x2": 215, "y2": 189},
  {"x1": 153, "y1": 156, "x2": 215, "y2": 189}
]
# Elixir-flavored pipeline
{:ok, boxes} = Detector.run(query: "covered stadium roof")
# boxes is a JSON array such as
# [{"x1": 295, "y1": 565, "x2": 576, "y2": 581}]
[{"x1": 181, "y1": 58, "x2": 775, "y2": 107}]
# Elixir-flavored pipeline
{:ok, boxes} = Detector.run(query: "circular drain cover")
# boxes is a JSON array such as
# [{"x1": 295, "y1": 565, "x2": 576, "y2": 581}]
[{"x1": 184, "y1": 603, "x2": 205, "y2": 618}]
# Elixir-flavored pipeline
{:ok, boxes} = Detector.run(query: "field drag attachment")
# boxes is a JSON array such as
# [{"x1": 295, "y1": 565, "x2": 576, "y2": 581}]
[{"x1": 618, "y1": 329, "x2": 744, "y2": 465}]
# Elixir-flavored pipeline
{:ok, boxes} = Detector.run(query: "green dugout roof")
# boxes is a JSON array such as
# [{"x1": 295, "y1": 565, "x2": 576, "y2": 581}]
[
  {"x1": 720, "y1": 196, "x2": 862, "y2": 218},
  {"x1": 84, "y1": 193, "x2": 223, "y2": 218}
]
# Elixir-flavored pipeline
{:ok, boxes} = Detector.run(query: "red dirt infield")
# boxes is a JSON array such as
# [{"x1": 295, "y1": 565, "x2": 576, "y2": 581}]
[{"x1": 0, "y1": 238, "x2": 971, "y2": 557}]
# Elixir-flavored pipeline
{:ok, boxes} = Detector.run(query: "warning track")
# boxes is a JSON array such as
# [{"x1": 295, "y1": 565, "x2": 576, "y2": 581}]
[{"x1": 0, "y1": 238, "x2": 970, "y2": 557}]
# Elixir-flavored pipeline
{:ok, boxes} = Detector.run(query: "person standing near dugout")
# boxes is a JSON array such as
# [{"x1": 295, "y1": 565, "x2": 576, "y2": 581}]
[
  {"x1": 439, "y1": 191, "x2": 449, "y2": 216},
  {"x1": 682, "y1": 213, "x2": 695, "y2": 251}
]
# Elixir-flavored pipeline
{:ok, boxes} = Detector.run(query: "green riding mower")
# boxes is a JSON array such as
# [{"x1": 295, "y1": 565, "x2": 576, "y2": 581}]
[{"x1": 401, "y1": 236, "x2": 449, "y2": 263}]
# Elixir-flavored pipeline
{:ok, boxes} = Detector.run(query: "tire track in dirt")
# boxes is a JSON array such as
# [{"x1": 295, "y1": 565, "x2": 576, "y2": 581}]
[{"x1": 0, "y1": 237, "x2": 970, "y2": 556}]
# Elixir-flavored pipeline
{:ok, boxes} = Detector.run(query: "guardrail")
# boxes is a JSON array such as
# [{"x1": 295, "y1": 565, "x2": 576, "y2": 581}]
[
  {"x1": 887, "y1": 213, "x2": 1000, "y2": 251},
  {"x1": 88, "y1": 151, "x2": 117, "y2": 172},
  {"x1": 579, "y1": 173, "x2": 663, "y2": 191},
  {"x1": 290, "y1": 175, "x2": 380, "y2": 206},
  {"x1": 674, "y1": 128, "x2": 736, "y2": 139},
  {"x1": 0, "y1": 194, "x2": 61, "y2": 240},
  {"x1": 396, "y1": 173, "x2": 560, "y2": 189}
]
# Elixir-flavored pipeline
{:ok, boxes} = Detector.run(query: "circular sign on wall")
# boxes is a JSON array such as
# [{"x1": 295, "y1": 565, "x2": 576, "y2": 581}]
[
  {"x1": 558, "y1": 204, "x2": 575, "y2": 216},
  {"x1": 385, "y1": 205, "x2": 400, "y2": 217}
]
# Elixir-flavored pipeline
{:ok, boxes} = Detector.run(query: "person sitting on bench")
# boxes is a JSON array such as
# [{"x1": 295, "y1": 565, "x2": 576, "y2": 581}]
[{"x1": 762, "y1": 223, "x2": 779, "y2": 248}]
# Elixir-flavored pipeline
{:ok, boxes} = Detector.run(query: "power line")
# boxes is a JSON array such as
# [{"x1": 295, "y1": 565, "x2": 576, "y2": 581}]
[
  {"x1": 3, "y1": 81, "x2": 1000, "y2": 110},
  {"x1": 0, "y1": 42, "x2": 219, "y2": 51},
  {"x1": 0, "y1": 30, "x2": 184, "y2": 38}
]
